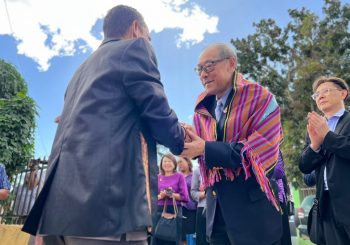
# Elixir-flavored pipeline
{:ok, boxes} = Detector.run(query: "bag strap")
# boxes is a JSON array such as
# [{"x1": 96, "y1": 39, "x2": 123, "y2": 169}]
[
  {"x1": 162, "y1": 197, "x2": 168, "y2": 213},
  {"x1": 162, "y1": 196, "x2": 178, "y2": 216},
  {"x1": 172, "y1": 196, "x2": 178, "y2": 216}
]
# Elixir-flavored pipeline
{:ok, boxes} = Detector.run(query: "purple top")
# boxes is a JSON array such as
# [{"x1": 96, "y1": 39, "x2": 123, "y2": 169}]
[
  {"x1": 274, "y1": 152, "x2": 286, "y2": 203},
  {"x1": 158, "y1": 172, "x2": 189, "y2": 206},
  {"x1": 182, "y1": 173, "x2": 197, "y2": 210}
]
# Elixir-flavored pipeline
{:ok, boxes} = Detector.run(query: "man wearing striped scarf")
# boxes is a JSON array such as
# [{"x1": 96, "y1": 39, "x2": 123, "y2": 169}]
[{"x1": 182, "y1": 43, "x2": 283, "y2": 245}]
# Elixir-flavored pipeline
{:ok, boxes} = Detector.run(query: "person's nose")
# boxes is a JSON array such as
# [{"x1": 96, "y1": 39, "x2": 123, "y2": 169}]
[
  {"x1": 317, "y1": 92, "x2": 326, "y2": 101},
  {"x1": 320, "y1": 90, "x2": 329, "y2": 98},
  {"x1": 200, "y1": 70, "x2": 209, "y2": 80}
]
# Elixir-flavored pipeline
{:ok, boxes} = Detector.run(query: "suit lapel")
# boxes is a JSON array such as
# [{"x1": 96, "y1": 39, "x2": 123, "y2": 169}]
[
  {"x1": 323, "y1": 111, "x2": 349, "y2": 164},
  {"x1": 210, "y1": 99, "x2": 217, "y2": 120},
  {"x1": 335, "y1": 111, "x2": 350, "y2": 134}
]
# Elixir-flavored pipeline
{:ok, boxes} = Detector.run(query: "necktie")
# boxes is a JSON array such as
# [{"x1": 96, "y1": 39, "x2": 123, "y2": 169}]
[{"x1": 215, "y1": 101, "x2": 224, "y2": 121}]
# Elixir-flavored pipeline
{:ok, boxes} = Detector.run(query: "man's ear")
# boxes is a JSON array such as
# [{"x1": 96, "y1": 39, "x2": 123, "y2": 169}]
[
  {"x1": 228, "y1": 57, "x2": 236, "y2": 69},
  {"x1": 131, "y1": 20, "x2": 138, "y2": 38},
  {"x1": 123, "y1": 20, "x2": 139, "y2": 39},
  {"x1": 130, "y1": 20, "x2": 143, "y2": 38},
  {"x1": 341, "y1": 90, "x2": 348, "y2": 101}
]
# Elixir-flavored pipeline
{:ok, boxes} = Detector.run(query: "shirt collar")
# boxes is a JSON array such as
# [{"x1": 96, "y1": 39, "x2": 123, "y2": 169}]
[
  {"x1": 216, "y1": 87, "x2": 232, "y2": 107},
  {"x1": 328, "y1": 108, "x2": 345, "y2": 120}
]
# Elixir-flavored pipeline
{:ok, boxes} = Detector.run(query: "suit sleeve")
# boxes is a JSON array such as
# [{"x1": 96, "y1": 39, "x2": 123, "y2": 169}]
[
  {"x1": 120, "y1": 38, "x2": 184, "y2": 155},
  {"x1": 322, "y1": 131, "x2": 350, "y2": 160},
  {"x1": 204, "y1": 141, "x2": 243, "y2": 169},
  {"x1": 303, "y1": 171, "x2": 316, "y2": 187},
  {"x1": 299, "y1": 134, "x2": 325, "y2": 174}
]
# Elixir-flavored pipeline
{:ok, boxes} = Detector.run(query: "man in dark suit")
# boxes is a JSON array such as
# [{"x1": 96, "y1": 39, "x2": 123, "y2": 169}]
[
  {"x1": 182, "y1": 43, "x2": 282, "y2": 245},
  {"x1": 22, "y1": 5, "x2": 186, "y2": 245},
  {"x1": 299, "y1": 76, "x2": 350, "y2": 245}
]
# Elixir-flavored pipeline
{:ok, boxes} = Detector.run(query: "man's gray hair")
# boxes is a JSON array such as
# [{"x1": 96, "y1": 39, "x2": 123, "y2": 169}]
[{"x1": 203, "y1": 43, "x2": 238, "y2": 69}]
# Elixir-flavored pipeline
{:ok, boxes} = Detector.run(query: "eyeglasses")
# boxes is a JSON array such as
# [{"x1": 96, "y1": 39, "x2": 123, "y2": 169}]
[
  {"x1": 194, "y1": 57, "x2": 231, "y2": 76},
  {"x1": 311, "y1": 88, "x2": 342, "y2": 100}
]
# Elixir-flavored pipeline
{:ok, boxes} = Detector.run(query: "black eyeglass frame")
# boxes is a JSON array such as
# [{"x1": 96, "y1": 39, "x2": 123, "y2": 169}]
[{"x1": 194, "y1": 57, "x2": 232, "y2": 76}]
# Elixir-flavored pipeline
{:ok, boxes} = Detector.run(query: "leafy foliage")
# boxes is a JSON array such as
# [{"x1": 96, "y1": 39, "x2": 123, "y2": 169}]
[
  {"x1": 231, "y1": 0, "x2": 350, "y2": 187},
  {"x1": 0, "y1": 60, "x2": 37, "y2": 178}
]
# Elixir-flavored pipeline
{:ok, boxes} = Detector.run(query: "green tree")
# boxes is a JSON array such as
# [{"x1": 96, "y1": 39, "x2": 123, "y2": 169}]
[
  {"x1": 0, "y1": 59, "x2": 37, "y2": 178},
  {"x1": 231, "y1": 0, "x2": 350, "y2": 187}
]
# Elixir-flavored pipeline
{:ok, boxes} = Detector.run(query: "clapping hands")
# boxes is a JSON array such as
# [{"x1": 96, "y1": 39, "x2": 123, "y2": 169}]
[{"x1": 307, "y1": 111, "x2": 329, "y2": 151}]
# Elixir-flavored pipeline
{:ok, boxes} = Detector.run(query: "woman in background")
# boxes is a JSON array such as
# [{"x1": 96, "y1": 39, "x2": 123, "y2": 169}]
[
  {"x1": 191, "y1": 167, "x2": 209, "y2": 245},
  {"x1": 178, "y1": 157, "x2": 197, "y2": 245},
  {"x1": 153, "y1": 154, "x2": 189, "y2": 245}
]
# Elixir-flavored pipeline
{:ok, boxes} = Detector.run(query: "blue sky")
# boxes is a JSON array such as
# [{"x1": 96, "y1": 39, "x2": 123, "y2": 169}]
[{"x1": 0, "y1": 0, "x2": 348, "y2": 158}]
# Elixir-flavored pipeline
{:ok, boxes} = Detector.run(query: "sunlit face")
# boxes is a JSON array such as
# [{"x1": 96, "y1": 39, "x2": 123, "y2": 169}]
[
  {"x1": 161, "y1": 157, "x2": 175, "y2": 173},
  {"x1": 197, "y1": 48, "x2": 235, "y2": 98},
  {"x1": 177, "y1": 157, "x2": 189, "y2": 172},
  {"x1": 314, "y1": 82, "x2": 347, "y2": 116}
]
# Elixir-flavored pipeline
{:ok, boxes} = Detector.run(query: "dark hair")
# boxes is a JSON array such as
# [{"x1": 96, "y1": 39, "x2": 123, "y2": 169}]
[
  {"x1": 160, "y1": 154, "x2": 177, "y2": 176},
  {"x1": 312, "y1": 76, "x2": 349, "y2": 100},
  {"x1": 178, "y1": 157, "x2": 193, "y2": 173},
  {"x1": 103, "y1": 5, "x2": 147, "y2": 39}
]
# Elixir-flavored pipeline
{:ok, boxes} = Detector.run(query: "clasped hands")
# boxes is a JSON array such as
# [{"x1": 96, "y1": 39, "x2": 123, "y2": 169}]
[
  {"x1": 180, "y1": 123, "x2": 205, "y2": 159},
  {"x1": 159, "y1": 187, "x2": 174, "y2": 199},
  {"x1": 307, "y1": 111, "x2": 330, "y2": 151}
]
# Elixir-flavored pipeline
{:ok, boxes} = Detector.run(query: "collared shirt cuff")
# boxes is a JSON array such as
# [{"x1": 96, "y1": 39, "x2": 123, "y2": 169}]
[{"x1": 311, "y1": 146, "x2": 321, "y2": 153}]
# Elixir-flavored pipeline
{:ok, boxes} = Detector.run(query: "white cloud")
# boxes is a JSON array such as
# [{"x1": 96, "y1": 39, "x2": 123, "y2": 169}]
[{"x1": 0, "y1": 0, "x2": 218, "y2": 71}]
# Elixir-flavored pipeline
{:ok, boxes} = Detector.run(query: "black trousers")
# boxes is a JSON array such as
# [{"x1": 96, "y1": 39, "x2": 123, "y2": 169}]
[
  {"x1": 209, "y1": 203, "x2": 281, "y2": 245},
  {"x1": 322, "y1": 191, "x2": 350, "y2": 245},
  {"x1": 195, "y1": 207, "x2": 209, "y2": 245},
  {"x1": 182, "y1": 207, "x2": 196, "y2": 241},
  {"x1": 42, "y1": 236, "x2": 147, "y2": 245},
  {"x1": 280, "y1": 201, "x2": 292, "y2": 245},
  {"x1": 209, "y1": 204, "x2": 233, "y2": 245}
]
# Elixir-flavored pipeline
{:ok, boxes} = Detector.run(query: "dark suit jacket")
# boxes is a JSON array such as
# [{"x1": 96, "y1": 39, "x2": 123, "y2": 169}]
[
  {"x1": 299, "y1": 110, "x2": 350, "y2": 225},
  {"x1": 22, "y1": 38, "x2": 184, "y2": 236},
  {"x1": 204, "y1": 91, "x2": 282, "y2": 245},
  {"x1": 303, "y1": 171, "x2": 316, "y2": 187}
]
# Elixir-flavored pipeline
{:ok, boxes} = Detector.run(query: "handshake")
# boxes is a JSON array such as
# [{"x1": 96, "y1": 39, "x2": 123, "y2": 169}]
[
  {"x1": 180, "y1": 123, "x2": 205, "y2": 159},
  {"x1": 181, "y1": 123, "x2": 196, "y2": 143}
]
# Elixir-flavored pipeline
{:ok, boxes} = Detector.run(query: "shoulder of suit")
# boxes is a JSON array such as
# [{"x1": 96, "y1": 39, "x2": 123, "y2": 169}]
[
  {"x1": 341, "y1": 110, "x2": 350, "y2": 120},
  {"x1": 127, "y1": 38, "x2": 152, "y2": 50}
]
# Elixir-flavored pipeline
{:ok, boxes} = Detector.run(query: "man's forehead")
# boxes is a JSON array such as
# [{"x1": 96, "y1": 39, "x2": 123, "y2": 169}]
[
  {"x1": 198, "y1": 48, "x2": 220, "y2": 64},
  {"x1": 316, "y1": 82, "x2": 337, "y2": 91}
]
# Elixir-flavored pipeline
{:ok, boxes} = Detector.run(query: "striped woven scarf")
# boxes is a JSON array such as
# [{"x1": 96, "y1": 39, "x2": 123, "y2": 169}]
[{"x1": 193, "y1": 72, "x2": 283, "y2": 210}]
